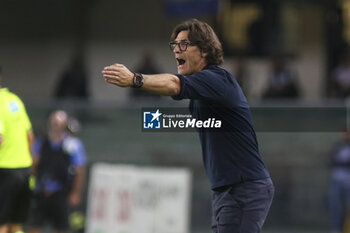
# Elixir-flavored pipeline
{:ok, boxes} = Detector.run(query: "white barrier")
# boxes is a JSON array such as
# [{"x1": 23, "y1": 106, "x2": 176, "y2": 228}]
[{"x1": 86, "y1": 163, "x2": 192, "y2": 233}]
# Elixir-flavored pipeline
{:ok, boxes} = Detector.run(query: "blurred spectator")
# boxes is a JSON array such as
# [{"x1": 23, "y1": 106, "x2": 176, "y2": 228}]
[
  {"x1": 262, "y1": 55, "x2": 299, "y2": 99},
  {"x1": 0, "y1": 67, "x2": 35, "y2": 233},
  {"x1": 329, "y1": 131, "x2": 350, "y2": 233},
  {"x1": 130, "y1": 51, "x2": 162, "y2": 99},
  {"x1": 233, "y1": 55, "x2": 249, "y2": 96},
  {"x1": 28, "y1": 110, "x2": 86, "y2": 233},
  {"x1": 248, "y1": 13, "x2": 266, "y2": 56},
  {"x1": 54, "y1": 56, "x2": 89, "y2": 100},
  {"x1": 329, "y1": 53, "x2": 350, "y2": 98}
]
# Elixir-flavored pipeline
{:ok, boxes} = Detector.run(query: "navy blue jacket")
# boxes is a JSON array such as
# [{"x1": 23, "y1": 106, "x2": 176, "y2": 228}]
[{"x1": 173, "y1": 65, "x2": 270, "y2": 189}]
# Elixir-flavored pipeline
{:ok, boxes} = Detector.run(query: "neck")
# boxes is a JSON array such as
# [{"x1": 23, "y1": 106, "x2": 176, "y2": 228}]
[
  {"x1": 199, "y1": 61, "x2": 208, "y2": 71},
  {"x1": 49, "y1": 131, "x2": 64, "y2": 143}
]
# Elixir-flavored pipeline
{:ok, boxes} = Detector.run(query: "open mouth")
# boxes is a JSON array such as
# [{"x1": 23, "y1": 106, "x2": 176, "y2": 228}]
[{"x1": 176, "y1": 58, "x2": 186, "y2": 66}]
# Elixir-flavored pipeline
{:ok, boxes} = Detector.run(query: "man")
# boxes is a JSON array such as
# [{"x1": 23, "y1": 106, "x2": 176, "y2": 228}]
[
  {"x1": 54, "y1": 56, "x2": 89, "y2": 100},
  {"x1": 28, "y1": 110, "x2": 86, "y2": 233},
  {"x1": 102, "y1": 19, "x2": 274, "y2": 233},
  {"x1": 0, "y1": 68, "x2": 35, "y2": 233}
]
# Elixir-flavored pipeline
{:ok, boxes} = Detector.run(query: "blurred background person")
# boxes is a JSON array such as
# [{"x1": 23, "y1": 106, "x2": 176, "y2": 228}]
[
  {"x1": 233, "y1": 54, "x2": 250, "y2": 97},
  {"x1": 0, "y1": 67, "x2": 35, "y2": 233},
  {"x1": 262, "y1": 54, "x2": 299, "y2": 99},
  {"x1": 28, "y1": 110, "x2": 86, "y2": 233},
  {"x1": 54, "y1": 55, "x2": 89, "y2": 100},
  {"x1": 329, "y1": 52, "x2": 350, "y2": 98},
  {"x1": 247, "y1": 12, "x2": 266, "y2": 57},
  {"x1": 329, "y1": 130, "x2": 350, "y2": 233}
]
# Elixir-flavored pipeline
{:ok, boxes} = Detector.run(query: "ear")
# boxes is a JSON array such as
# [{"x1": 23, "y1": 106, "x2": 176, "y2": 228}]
[{"x1": 201, "y1": 51, "x2": 208, "y2": 59}]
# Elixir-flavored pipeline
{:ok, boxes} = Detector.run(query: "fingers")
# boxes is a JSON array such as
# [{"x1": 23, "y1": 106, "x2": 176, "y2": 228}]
[
  {"x1": 102, "y1": 65, "x2": 120, "y2": 81},
  {"x1": 104, "y1": 74, "x2": 123, "y2": 86},
  {"x1": 103, "y1": 63, "x2": 124, "y2": 71},
  {"x1": 105, "y1": 77, "x2": 119, "y2": 85},
  {"x1": 102, "y1": 70, "x2": 119, "y2": 76},
  {"x1": 102, "y1": 65, "x2": 119, "y2": 86},
  {"x1": 101, "y1": 63, "x2": 124, "y2": 77},
  {"x1": 101, "y1": 63, "x2": 132, "y2": 87},
  {"x1": 102, "y1": 66, "x2": 119, "y2": 73}
]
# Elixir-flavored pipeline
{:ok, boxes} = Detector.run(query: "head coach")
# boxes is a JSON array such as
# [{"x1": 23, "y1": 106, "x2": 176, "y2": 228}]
[{"x1": 102, "y1": 18, "x2": 274, "y2": 233}]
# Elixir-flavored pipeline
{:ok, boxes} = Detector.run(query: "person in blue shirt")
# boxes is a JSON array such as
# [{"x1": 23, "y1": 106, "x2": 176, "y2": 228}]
[
  {"x1": 28, "y1": 110, "x2": 86, "y2": 233},
  {"x1": 329, "y1": 131, "x2": 350, "y2": 233},
  {"x1": 102, "y1": 18, "x2": 274, "y2": 233}
]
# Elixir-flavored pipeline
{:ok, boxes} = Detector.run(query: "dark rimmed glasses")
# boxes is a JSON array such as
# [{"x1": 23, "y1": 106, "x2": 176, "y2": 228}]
[{"x1": 169, "y1": 41, "x2": 194, "y2": 52}]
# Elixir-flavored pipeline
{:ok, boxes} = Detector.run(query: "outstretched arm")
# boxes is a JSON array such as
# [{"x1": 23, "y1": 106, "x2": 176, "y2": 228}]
[{"x1": 102, "y1": 63, "x2": 181, "y2": 96}]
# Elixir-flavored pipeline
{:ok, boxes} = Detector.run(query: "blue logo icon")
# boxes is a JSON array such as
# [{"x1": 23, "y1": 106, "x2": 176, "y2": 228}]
[
  {"x1": 8, "y1": 101, "x2": 19, "y2": 113},
  {"x1": 143, "y1": 109, "x2": 162, "y2": 129}
]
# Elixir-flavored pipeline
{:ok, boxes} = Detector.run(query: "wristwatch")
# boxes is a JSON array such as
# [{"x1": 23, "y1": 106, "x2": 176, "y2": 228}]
[{"x1": 132, "y1": 73, "x2": 144, "y2": 88}]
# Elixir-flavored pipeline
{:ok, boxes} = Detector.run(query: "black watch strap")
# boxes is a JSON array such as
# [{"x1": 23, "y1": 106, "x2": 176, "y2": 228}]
[{"x1": 132, "y1": 73, "x2": 144, "y2": 88}]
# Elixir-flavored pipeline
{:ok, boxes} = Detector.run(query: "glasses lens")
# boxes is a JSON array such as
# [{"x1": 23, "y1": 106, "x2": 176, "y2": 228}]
[
  {"x1": 179, "y1": 42, "x2": 187, "y2": 51},
  {"x1": 169, "y1": 42, "x2": 176, "y2": 51}
]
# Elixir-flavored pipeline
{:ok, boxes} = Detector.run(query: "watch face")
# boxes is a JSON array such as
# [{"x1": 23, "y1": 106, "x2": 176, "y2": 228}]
[
  {"x1": 135, "y1": 75, "x2": 142, "y2": 84},
  {"x1": 134, "y1": 73, "x2": 144, "y2": 87}
]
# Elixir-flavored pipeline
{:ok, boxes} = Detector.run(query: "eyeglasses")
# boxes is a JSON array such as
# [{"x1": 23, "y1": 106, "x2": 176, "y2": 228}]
[{"x1": 169, "y1": 41, "x2": 194, "y2": 52}]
